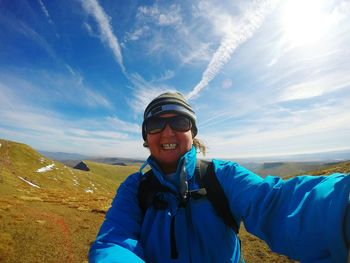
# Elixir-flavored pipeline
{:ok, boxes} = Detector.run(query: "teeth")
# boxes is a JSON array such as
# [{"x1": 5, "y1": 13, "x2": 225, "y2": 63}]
[{"x1": 162, "y1": 143, "x2": 177, "y2": 150}]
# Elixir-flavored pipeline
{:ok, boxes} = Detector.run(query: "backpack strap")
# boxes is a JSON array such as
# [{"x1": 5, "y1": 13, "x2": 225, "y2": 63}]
[
  {"x1": 138, "y1": 170, "x2": 172, "y2": 214},
  {"x1": 197, "y1": 160, "x2": 240, "y2": 234},
  {"x1": 137, "y1": 161, "x2": 240, "y2": 234}
]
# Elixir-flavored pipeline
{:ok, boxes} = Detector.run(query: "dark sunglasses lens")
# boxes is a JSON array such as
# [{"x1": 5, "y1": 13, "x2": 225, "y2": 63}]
[
  {"x1": 146, "y1": 118, "x2": 165, "y2": 134},
  {"x1": 170, "y1": 116, "x2": 192, "y2": 132}
]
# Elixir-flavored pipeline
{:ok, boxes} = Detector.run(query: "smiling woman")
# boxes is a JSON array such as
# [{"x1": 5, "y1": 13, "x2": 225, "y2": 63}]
[{"x1": 281, "y1": 0, "x2": 333, "y2": 47}]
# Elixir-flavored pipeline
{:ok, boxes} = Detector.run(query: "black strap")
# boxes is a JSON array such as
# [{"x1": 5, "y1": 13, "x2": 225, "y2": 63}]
[
  {"x1": 138, "y1": 161, "x2": 239, "y2": 234},
  {"x1": 197, "y1": 160, "x2": 239, "y2": 234},
  {"x1": 138, "y1": 170, "x2": 172, "y2": 214}
]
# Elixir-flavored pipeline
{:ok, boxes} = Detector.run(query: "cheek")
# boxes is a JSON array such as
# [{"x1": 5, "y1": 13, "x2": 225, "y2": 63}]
[
  {"x1": 181, "y1": 132, "x2": 193, "y2": 150},
  {"x1": 146, "y1": 135, "x2": 158, "y2": 151}
]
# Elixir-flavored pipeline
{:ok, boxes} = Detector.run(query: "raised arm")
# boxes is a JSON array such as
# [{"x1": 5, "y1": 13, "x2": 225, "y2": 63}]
[
  {"x1": 214, "y1": 159, "x2": 350, "y2": 262},
  {"x1": 89, "y1": 173, "x2": 145, "y2": 263}
]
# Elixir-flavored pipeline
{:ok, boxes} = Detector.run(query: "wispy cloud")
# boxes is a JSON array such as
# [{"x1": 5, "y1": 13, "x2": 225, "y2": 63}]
[
  {"x1": 127, "y1": 73, "x2": 177, "y2": 116},
  {"x1": 16, "y1": 20, "x2": 57, "y2": 60},
  {"x1": 106, "y1": 116, "x2": 140, "y2": 133},
  {"x1": 81, "y1": 0, "x2": 126, "y2": 74},
  {"x1": 123, "y1": 26, "x2": 150, "y2": 43},
  {"x1": 37, "y1": 0, "x2": 53, "y2": 25},
  {"x1": 0, "y1": 101, "x2": 144, "y2": 157},
  {"x1": 203, "y1": 103, "x2": 350, "y2": 158},
  {"x1": 125, "y1": 2, "x2": 212, "y2": 65},
  {"x1": 136, "y1": 4, "x2": 182, "y2": 26},
  {"x1": 278, "y1": 71, "x2": 350, "y2": 101},
  {"x1": 187, "y1": 0, "x2": 278, "y2": 99},
  {"x1": 0, "y1": 69, "x2": 113, "y2": 110}
]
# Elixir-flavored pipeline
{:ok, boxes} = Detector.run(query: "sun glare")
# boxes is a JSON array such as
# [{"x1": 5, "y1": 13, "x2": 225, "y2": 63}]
[{"x1": 281, "y1": 0, "x2": 332, "y2": 47}]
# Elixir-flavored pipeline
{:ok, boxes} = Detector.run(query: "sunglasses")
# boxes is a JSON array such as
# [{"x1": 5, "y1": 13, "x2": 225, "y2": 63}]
[{"x1": 145, "y1": 115, "x2": 192, "y2": 134}]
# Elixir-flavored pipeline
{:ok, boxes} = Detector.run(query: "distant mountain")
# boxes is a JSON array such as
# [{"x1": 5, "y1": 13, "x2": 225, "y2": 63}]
[
  {"x1": 38, "y1": 150, "x2": 145, "y2": 167},
  {"x1": 38, "y1": 150, "x2": 90, "y2": 161},
  {"x1": 243, "y1": 161, "x2": 340, "y2": 178},
  {"x1": 234, "y1": 149, "x2": 350, "y2": 163},
  {"x1": 89, "y1": 157, "x2": 145, "y2": 165}
]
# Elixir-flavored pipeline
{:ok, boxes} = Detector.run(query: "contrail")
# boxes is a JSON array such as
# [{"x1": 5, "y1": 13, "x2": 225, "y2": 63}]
[
  {"x1": 81, "y1": 0, "x2": 126, "y2": 74},
  {"x1": 187, "y1": 0, "x2": 278, "y2": 100},
  {"x1": 37, "y1": 0, "x2": 54, "y2": 25}
]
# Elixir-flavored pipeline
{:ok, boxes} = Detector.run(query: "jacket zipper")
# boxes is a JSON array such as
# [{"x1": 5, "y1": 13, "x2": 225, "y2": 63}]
[{"x1": 170, "y1": 215, "x2": 178, "y2": 259}]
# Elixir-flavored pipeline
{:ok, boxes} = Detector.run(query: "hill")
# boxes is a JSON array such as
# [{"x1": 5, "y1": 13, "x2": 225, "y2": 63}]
[
  {"x1": 1, "y1": 138, "x2": 349, "y2": 262},
  {"x1": 0, "y1": 139, "x2": 139, "y2": 263},
  {"x1": 248, "y1": 161, "x2": 337, "y2": 178}
]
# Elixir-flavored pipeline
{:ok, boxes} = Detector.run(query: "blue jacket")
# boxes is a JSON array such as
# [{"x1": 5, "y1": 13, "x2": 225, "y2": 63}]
[{"x1": 89, "y1": 146, "x2": 350, "y2": 262}]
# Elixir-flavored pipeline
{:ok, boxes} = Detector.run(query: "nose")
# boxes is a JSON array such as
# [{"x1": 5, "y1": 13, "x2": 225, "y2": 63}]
[{"x1": 161, "y1": 123, "x2": 175, "y2": 136}]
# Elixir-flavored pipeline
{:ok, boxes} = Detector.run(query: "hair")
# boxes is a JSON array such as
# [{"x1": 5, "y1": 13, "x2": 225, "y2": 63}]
[{"x1": 193, "y1": 137, "x2": 207, "y2": 156}]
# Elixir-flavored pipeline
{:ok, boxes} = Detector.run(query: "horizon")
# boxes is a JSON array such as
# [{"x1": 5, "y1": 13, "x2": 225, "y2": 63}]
[
  {"x1": 36, "y1": 143, "x2": 350, "y2": 163},
  {"x1": 1, "y1": 0, "x2": 350, "y2": 159}
]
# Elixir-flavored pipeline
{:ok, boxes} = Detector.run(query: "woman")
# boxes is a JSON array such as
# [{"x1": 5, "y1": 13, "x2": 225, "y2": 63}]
[{"x1": 89, "y1": 92, "x2": 350, "y2": 262}]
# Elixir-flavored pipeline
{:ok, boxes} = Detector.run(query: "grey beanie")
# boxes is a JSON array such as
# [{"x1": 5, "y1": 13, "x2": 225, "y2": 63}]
[{"x1": 142, "y1": 92, "x2": 197, "y2": 140}]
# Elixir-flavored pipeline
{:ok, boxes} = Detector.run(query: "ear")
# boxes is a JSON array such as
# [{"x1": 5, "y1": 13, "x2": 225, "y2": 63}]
[{"x1": 143, "y1": 141, "x2": 149, "y2": 147}]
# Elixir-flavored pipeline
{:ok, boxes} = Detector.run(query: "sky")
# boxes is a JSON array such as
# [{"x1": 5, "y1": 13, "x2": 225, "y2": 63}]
[{"x1": 0, "y1": 0, "x2": 350, "y2": 160}]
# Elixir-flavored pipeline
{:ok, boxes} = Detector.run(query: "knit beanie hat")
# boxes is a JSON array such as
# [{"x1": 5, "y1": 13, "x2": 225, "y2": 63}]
[{"x1": 142, "y1": 92, "x2": 197, "y2": 141}]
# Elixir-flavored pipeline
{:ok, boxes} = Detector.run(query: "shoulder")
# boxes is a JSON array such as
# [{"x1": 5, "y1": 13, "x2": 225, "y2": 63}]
[
  {"x1": 212, "y1": 159, "x2": 264, "y2": 187},
  {"x1": 116, "y1": 172, "x2": 144, "y2": 195},
  {"x1": 212, "y1": 159, "x2": 257, "y2": 176}
]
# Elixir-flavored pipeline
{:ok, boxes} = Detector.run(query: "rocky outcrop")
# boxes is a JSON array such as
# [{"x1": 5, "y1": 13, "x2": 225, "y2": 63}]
[{"x1": 73, "y1": 161, "x2": 90, "y2": 171}]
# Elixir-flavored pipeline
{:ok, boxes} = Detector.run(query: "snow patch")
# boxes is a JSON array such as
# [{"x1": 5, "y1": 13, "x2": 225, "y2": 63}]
[
  {"x1": 18, "y1": 176, "x2": 40, "y2": 188},
  {"x1": 36, "y1": 164, "x2": 55, "y2": 173},
  {"x1": 73, "y1": 176, "x2": 79, "y2": 186}
]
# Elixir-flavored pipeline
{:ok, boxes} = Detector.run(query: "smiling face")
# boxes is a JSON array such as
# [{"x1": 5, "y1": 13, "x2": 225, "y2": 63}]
[{"x1": 146, "y1": 113, "x2": 193, "y2": 174}]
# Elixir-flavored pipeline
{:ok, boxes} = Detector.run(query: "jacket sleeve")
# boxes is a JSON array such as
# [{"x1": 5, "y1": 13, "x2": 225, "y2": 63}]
[
  {"x1": 213, "y1": 159, "x2": 350, "y2": 262},
  {"x1": 89, "y1": 173, "x2": 145, "y2": 263}
]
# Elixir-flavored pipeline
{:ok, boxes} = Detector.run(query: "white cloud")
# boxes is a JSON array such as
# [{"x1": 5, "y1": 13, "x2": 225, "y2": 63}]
[
  {"x1": 84, "y1": 88, "x2": 112, "y2": 109},
  {"x1": 152, "y1": 70, "x2": 176, "y2": 82},
  {"x1": 0, "y1": 70, "x2": 112, "y2": 111},
  {"x1": 278, "y1": 71, "x2": 350, "y2": 101},
  {"x1": 158, "y1": 5, "x2": 182, "y2": 26},
  {"x1": 65, "y1": 64, "x2": 83, "y2": 85},
  {"x1": 187, "y1": 0, "x2": 278, "y2": 99},
  {"x1": 16, "y1": 21, "x2": 57, "y2": 59},
  {"x1": 81, "y1": 0, "x2": 126, "y2": 74},
  {"x1": 0, "y1": 105, "x2": 146, "y2": 157},
  {"x1": 37, "y1": 0, "x2": 54, "y2": 25},
  {"x1": 203, "y1": 105, "x2": 350, "y2": 158},
  {"x1": 179, "y1": 42, "x2": 213, "y2": 65},
  {"x1": 107, "y1": 116, "x2": 140, "y2": 133},
  {"x1": 127, "y1": 74, "x2": 173, "y2": 115},
  {"x1": 124, "y1": 26, "x2": 150, "y2": 42},
  {"x1": 136, "y1": 4, "x2": 182, "y2": 26}
]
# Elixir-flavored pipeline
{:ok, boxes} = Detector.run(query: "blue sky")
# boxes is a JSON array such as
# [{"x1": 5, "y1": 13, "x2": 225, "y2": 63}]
[{"x1": 1, "y1": 0, "x2": 350, "y2": 159}]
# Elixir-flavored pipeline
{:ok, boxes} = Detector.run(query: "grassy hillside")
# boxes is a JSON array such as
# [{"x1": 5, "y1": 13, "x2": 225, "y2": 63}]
[
  {"x1": 284, "y1": 160, "x2": 350, "y2": 179},
  {"x1": 1, "y1": 138, "x2": 349, "y2": 262},
  {"x1": 255, "y1": 162, "x2": 336, "y2": 177},
  {"x1": 0, "y1": 139, "x2": 139, "y2": 263}
]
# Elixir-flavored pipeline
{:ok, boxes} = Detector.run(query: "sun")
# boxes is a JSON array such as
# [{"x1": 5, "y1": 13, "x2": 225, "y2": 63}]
[{"x1": 281, "y1": 0, "x2": 332, "y2": 47}]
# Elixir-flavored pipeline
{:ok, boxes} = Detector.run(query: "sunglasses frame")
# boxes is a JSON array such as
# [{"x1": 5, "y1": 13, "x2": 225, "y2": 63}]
[{"x1": 145, "y1": 115, "x2": 192, "y2": 134}]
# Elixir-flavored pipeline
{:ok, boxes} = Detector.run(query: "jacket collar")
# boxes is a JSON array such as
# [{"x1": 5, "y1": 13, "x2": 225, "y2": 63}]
[{"x1": 140, "y1": 146, "x2": 197, "y2": 190}]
